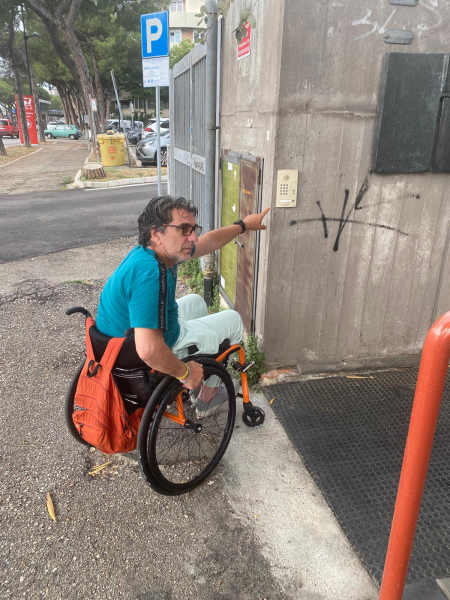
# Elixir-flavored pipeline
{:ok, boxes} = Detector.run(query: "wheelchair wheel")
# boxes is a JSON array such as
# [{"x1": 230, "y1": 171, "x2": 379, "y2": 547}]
[
  {"x1": 137, "y1": 358, "x2": 236, "y2": 495},
  {"x1": 64, "y1": 360, "x2": 90, "y2": 446}
]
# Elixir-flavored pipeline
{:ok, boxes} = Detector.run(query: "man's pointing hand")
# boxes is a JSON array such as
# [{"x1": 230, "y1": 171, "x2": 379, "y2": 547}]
[{"x1": 243, "y1": 207, "x2": 270, "y2": 231}]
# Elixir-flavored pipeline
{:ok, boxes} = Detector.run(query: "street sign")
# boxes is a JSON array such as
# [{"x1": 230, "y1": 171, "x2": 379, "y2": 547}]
[
  {"x1": 90, "y1": 98, "x2": 97, "y2": 112},
  {"x1": 140, "y1": 12, "x2": 169, "y2": 58},
  {"x1": 142, "y1": 57, "x2": 170, "y2": 87},
  {"x1": 15, "y1": 95, "x2": 38, "y2": 144},
  {"x1": 238, "y1": 22, "x2": 251, "y2": 60}
]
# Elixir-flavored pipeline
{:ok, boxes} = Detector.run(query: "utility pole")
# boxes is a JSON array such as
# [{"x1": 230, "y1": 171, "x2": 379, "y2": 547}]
[{"x1": 203, "y1": 0, "x2": 219, "y2": 306}]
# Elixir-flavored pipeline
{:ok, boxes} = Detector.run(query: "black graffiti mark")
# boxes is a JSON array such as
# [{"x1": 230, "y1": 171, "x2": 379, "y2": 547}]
[
  {"x1": 354, "y1": 177, "x2": 369, "y2": 210},
  {"x1": 289, "y1": 217, "x2": 408, "y2": 237},
  {"x1": 333, "y1": 188, "x2": 351, "y2": 251},
  {"x1": 332, "y1": 177, "x2": 371, "y2": 251},
  {"x1": 316, "y1": 201, "x2": 328, "y2": 239},
  {"x1": 289, "y1": 176, "x2": 409, "y2": 245}
]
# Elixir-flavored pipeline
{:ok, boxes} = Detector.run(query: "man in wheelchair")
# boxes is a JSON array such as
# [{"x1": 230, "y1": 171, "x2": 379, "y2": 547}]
[{"x1": 95, "y1": 195, "x2": 269, "y2": 401}]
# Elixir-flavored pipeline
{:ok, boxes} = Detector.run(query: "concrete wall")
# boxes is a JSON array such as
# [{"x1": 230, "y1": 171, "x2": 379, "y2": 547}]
[
  {"x1": 221, "y1": 0, "x2": 450, "y2": 370},
  {"x1": 262, "y1": 0, "x2": 450, "y2": 370}
]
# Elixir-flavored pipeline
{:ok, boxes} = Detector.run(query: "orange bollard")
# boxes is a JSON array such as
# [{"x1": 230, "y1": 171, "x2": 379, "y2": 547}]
[{"x1": 379, "y1": 311, "x2": 450, "y2": 600}]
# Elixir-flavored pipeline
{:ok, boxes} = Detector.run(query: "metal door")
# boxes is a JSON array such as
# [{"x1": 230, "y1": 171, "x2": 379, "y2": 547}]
[
  {"x1": 219, "y1": 151, "x2": 262, "y2": 333},
  {"x1": 235, "y1": 156, "x2": 261, "y2": 332}
]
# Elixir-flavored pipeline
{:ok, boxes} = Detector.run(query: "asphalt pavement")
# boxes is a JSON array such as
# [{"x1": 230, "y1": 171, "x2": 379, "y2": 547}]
[{"x1": 0, "y1": 183, "x2": 165, "y2": 264}]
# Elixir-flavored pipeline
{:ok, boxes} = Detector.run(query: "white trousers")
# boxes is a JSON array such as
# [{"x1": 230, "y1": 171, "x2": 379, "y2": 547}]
[{"x1": 171, "y1": 294, "x2": 243, "y2": 359}]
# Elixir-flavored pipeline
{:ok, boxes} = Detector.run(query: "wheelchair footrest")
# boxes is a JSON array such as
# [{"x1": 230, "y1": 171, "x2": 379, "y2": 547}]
[{"x1": 231, "y1": 361, "x2": 255, "y2": 374}]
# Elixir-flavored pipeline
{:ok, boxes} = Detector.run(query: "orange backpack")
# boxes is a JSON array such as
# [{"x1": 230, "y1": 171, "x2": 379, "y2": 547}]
[{"x1": 72, "y1": 317, "x2": 144, "y2": 454}]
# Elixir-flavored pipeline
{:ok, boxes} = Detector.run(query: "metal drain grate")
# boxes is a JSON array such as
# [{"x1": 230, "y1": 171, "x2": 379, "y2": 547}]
[{"x1": 262, "y1": 368, "x2": 450, "y2": 584}]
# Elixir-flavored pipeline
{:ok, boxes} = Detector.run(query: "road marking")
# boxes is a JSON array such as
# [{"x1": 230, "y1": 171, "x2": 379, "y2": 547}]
[
  {"x1": 0, "y1": 147, "x2": 43, "y2": 169},
  {"x1": 84, "y1": 182, "x2": 163, "y2": 191}
]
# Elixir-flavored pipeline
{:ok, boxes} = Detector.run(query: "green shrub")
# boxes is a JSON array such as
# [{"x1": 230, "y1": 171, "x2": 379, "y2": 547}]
[{"x1": 240, "y1": 335, "x2": 267, "y2": 387}]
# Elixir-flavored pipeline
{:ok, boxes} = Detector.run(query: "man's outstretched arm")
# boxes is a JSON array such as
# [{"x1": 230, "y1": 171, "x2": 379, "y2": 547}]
[{"x1": 192, "y1": 208, "x2": 270, "y2": 259}]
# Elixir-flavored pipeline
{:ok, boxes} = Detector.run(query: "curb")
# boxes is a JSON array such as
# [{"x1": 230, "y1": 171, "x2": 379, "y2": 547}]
[{"x1": 71, "y1": 174, "x2": 168, "y2": 189}]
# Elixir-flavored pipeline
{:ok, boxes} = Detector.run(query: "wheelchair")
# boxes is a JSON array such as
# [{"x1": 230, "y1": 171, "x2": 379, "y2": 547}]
[{"x1": 65, "y1": 307, "x2": 266, "y2": 496}]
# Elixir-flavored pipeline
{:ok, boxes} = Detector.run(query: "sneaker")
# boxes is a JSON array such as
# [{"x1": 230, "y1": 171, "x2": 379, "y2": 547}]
[{"x1": 195, "y1": 378, "x2": 240, "y2": 418}]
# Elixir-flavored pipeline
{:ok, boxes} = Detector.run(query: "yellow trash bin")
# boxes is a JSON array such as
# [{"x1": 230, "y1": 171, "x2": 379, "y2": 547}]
[{"x1": 97, "y1": 131, "x2": 125, "y2": 167}]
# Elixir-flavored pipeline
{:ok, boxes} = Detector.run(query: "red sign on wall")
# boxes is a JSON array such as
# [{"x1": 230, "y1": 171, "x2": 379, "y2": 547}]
[
  {"x1": 15, "y1": 95, "x2": 38, "y2": 144},
  {"x1": 237, "y1": 22, "x2": 251, "y2": 60}
]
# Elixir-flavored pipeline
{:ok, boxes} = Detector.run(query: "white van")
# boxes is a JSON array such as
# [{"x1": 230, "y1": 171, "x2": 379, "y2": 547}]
[{"x1": 105, "y1": 119, "x2": 131, "y2": 132}]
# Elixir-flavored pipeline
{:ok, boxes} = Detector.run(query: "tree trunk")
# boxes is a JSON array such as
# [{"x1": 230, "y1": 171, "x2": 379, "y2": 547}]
[
  {"x1": 82, "y1": 163, "x2": 106, "y2": 179},
  {"x1": 0, "y1": 136, "x2": 7, "y2": 157},
  {"x1": 58, "y1": 86, "x2": 69, "y2": 124},
  {"x1": 6, "y1": 22, "x2": 31, "y2": 148},
  {"x1": 89, "y1": 44, "x2": 106, "y2": 128},
  {"x1": 74, "y1": 92, "x2": 85, "y2": 131},
  {"x1": 63, "y1": 25, "x2": 96, "y2": 138},
  {"x1": 27, "y1": 0, "x2": 95, "y2": 133},
  {"x1": 67, "y1": 88, "x2": 78, "y2": 125},
  {"x1": 105, "y1": 91, "x2": 111, "y2": 123},
  {"x1": 31, "y1": 71, "x2": 46, "y2": 143}
]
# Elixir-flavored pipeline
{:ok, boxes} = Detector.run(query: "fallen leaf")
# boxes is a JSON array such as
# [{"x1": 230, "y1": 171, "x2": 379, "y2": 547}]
[
  {"x1": 345, "y1": 375, "x2": 374, "y2": 379},
  {"x1": 269, "y1": 398, "x2": 274, "y2": 405},
  {"x1": 217, "y1": 579, "x2": 222, "y2": 587},
  {"x1": 46, "y1": 493, "x2": 56, "y2": 522},
  {"x1": 89, "y1": 461, "x2": 112, "y2": 476}
]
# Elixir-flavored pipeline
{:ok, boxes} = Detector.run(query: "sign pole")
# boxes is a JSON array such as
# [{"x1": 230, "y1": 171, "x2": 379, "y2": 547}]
[{"x1": 156, "y1": 86, "x2": 161, "y2": 195}]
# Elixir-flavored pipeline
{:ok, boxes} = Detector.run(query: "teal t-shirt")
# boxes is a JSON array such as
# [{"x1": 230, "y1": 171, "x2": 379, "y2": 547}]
[{"x1": 96, "y1": 245, "x2": 185, "y2": 347}]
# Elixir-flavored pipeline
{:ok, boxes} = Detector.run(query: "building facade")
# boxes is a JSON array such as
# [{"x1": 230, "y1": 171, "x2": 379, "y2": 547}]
[
  {"x1": 215, "y1": 0, "x2": 450, "y2": 372},
  {"x1": 169, "y1": 0, "x2": 205, "y2": 46}
]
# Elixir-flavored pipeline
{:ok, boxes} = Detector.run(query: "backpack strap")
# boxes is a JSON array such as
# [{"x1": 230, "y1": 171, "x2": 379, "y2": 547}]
[
  {"x1": 84, "y1": 317, "x2": 125, "y2": 375},
  {"x1": 85, "y1": 316, "x2": 97, "y2": 361},
  {"x1": 99, "y1": 337, "x2": 126, "y2": 371}
]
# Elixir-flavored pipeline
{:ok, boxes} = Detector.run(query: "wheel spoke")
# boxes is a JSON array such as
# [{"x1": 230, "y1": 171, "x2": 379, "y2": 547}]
[{"x1": 147, "y1": 364, "x2": 236, "y2": 490}]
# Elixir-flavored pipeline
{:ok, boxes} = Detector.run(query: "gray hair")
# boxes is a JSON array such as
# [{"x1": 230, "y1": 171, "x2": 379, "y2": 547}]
[{"x1": 137, "y1": 196, "x2": 198, "y2": 247}]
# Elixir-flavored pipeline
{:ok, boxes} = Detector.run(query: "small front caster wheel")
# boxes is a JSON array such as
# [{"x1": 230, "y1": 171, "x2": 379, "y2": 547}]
[{"x1": 242, "y1": 406, "x2": 265, "y2": 427}]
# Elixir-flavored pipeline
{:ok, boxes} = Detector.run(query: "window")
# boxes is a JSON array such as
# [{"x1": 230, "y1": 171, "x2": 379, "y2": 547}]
[
  {"x1": 194, "y1": 30, "x2": 202, "y2": 43},
  {"x1": 170, "y1": 30, "x2": 182, "y2": 44},
  {"x1": 56, "y1": 125, "x2": 65, "y2": 130},
  {"x1": 170, "y1": 0, "x2": 183, "y2": 11}
]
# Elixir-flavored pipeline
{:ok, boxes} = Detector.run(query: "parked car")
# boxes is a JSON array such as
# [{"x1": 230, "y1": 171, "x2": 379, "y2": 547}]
[
  {"x1": 0, "y1": 119, "x2": 20, "y2": 138},
  {"x1": 44, "y1": 124, "x2": 81, "y2": 140},
  {"x1": 145, "y1": 119, "x2": 169, "y2": 133},
  {"x1": 136, "y1": 131, "x2": 170, "y2": 166}
]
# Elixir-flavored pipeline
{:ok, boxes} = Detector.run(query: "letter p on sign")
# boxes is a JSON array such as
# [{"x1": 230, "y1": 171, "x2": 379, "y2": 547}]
[
  {"x1": 141, "y1": 12, "x2": 169, "y2": 58},
  {"x1": 146, "y1": 18, "x2": 162, "y2": 53}
]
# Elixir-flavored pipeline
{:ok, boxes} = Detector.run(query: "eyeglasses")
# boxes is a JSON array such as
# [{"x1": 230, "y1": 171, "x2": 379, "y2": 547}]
[{"x1": 164, "y1": 224, "x2": 203, "y2": 236}]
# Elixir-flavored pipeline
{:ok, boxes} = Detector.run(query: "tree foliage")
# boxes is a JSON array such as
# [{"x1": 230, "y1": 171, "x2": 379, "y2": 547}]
[
  {"x1": 197, "y1": 1, "x2": 256, "y2": 44},
  {"x1": 169, "y1": 38, "x2": 195, "y2": 68}
]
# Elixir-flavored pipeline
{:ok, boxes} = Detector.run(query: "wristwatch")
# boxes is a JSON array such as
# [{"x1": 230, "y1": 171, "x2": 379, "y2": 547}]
[{"x1": 234, "y1": 219, "x2": 246, "y2": 234}]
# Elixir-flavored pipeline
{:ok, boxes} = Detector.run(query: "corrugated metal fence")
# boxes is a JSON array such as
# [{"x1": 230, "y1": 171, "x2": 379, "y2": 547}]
[{"x1": 169, "y1": 44, "x2": 207, "y2": 224}]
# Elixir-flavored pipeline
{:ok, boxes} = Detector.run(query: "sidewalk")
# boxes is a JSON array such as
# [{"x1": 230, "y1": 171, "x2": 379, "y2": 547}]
[
  {"x1": 0, "y1": 237, "x2": 379, "y2": 600},
  {"x1": 0, "y1": 140, "x2": 88, "y2": 195}
]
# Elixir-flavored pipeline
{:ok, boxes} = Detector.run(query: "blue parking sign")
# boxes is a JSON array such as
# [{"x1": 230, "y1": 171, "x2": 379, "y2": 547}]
[{"x1": 141, "y1": 12, "x2": 169, "y2": 59}]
